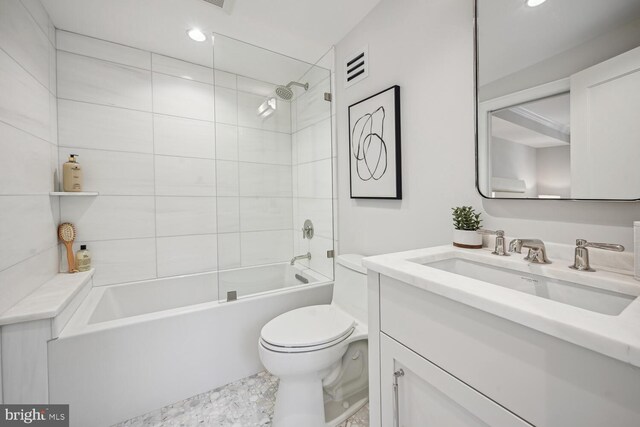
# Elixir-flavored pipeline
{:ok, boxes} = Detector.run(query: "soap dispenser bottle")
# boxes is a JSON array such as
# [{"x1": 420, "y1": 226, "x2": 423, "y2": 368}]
[
  {"x1": 63, "y1": 154, "x2": 83, "y2": 192},
  {"x1": 75, "y1": 245, "x2": 91, "y2": 272}
]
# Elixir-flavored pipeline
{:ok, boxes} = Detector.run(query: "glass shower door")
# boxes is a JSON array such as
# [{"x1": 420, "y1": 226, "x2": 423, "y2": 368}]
[{"x1": 211, "y1": 34, "x2": 333, "y2": 301}]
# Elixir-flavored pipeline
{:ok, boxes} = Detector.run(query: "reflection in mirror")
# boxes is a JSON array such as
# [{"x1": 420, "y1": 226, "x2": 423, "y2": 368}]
[{"x1": 476, "y1": 0, "x2": 640, "y2": 200}]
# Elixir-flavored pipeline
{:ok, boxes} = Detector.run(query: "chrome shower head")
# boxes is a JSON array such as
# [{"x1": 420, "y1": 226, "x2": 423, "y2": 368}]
[
  {"x1": 275, "y1": 81, "x2": 309, "y2": 100},
  {"x1": 275, "y1": 86, "x2": 294, "y2": 100}
]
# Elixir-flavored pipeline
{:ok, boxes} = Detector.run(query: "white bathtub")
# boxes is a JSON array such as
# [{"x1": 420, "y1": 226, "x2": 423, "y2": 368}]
[{"x1": 48, "y1": 263, "x2": 332, "y2": 427}]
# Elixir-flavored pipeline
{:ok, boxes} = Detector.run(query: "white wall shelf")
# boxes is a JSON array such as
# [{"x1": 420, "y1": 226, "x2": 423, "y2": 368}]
[{"x1": 50, "y1": 192, "x2": 99, "y2": 197}]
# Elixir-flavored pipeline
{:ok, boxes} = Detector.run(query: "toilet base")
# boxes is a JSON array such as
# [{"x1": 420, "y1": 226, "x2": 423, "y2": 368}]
[
  {"x1": 274, "y1": 375, "x2": 325, "y2": 427},
  {"x1": 324, "y1": 389, "x2": 368, "y2": 427}
]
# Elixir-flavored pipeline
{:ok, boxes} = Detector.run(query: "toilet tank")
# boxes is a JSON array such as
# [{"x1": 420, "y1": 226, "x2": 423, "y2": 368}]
[{"x1": 332, "y1": 254, "x2": 368, "y2": 326}]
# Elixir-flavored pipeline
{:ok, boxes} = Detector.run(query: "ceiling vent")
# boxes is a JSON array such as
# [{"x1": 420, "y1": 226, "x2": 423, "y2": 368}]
[
  {"x1": 201, "y1": 0, "x2": 234, "y2": 13},
  {"x1": 344, "y1": 46, "x2": 368, "y2": 88}
]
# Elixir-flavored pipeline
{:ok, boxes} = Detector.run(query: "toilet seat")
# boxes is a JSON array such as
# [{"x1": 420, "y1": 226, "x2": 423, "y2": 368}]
[{"x1": 260, "y1": 305, "x2": 356, "y2": 353}]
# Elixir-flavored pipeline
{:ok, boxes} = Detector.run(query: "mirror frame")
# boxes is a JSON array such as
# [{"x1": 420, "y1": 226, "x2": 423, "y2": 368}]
[{"x1": 473, "y1": 0, "x2": 640, "y2": 202}]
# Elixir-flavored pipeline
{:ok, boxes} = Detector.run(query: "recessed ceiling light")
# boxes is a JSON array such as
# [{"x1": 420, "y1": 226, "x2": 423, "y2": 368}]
[
  {"x1": 526, "y1": 0, "x2": 547, "y2": 7},
  {"x1": 187, "y1": 28, "x2": 207, "y2": 42}
]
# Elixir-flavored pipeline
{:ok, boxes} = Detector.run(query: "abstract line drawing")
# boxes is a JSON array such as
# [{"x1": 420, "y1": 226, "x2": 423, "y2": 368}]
[
  {"x1": 348, "y1": 85, "x2": 401, "y2": 199},
  {"x1": 351, "y1": 106, "x2": 387, "y2": 181}
]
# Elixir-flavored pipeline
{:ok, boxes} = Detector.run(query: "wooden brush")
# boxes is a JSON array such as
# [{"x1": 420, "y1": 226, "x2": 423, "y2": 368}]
[{"x1": 58, "y1": 223, "x2": 78, "y2": 273}]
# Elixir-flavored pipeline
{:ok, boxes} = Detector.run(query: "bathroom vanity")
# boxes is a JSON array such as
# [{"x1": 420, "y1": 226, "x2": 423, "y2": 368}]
[{"x1": 363, "y1": 245, "x2": 640, "y2": 427}]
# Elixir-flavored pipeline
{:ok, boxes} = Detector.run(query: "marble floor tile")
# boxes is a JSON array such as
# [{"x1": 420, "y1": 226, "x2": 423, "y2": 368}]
[{"x1": 114, "y1": 371, "x2": 368, "y2": 427}]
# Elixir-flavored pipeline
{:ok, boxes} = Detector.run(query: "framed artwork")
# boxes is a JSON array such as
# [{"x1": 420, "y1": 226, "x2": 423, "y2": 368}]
[{"x1": 348, "y1": 85, "x2": 402, "y2": 199}]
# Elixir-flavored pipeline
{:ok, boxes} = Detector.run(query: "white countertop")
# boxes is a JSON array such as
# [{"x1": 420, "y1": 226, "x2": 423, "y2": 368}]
[
  {"x1": 0, "y1": 269, "x2": 94, "y2": 326},
  {"x1": 363, "y1": 245, "x2": 640, "y2": 368}
]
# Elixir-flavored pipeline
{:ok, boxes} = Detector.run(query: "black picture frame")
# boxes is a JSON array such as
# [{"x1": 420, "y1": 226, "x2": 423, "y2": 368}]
[{"x1": 348, "y1": 85, "x2": 402, "y2": 199}]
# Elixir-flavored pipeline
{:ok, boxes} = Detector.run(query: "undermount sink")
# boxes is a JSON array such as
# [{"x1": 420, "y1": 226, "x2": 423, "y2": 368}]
[{"x1": 424, "y1": 258, "x2": 636, "y2": 316}]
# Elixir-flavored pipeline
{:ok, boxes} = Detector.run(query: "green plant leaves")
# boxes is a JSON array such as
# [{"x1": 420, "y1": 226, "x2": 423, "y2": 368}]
[{"x1": 452, "y1": 206, "x2": 482, "y2": 231}]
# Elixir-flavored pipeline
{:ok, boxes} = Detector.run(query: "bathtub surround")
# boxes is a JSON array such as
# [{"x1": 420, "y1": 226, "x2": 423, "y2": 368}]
[
  {"x1": 48, "y1": 273, "x2": 332, "y2": 426},
  {"x1": 0, "y1": 269, "x2": 94, "y2": 404},
  {"x1": 0, "y1": 0, "x2": 58, "y2": 315}
]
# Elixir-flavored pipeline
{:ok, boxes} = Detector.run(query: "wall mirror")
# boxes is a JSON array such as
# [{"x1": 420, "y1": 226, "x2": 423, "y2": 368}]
[{"x1": 476, "y1": 0, "x2": 640, "y2": 200}]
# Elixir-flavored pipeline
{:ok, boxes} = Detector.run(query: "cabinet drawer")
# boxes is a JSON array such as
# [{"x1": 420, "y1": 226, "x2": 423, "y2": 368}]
[
  {"x1": 381, "y1": 333, "x2": 531, "y2": 427},
  {"x1": 379, "y1": 274, "x2": 640, "y2": 427}
]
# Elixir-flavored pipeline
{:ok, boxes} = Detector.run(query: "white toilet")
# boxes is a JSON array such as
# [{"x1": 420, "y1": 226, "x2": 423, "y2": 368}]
[{"x1": 259, "y1": 254, "x2": 368, "y2": 427}]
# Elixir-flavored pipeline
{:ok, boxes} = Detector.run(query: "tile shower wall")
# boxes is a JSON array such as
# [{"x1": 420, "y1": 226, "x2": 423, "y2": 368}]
[
  {"x1": 56, "y1": 31, "x2": 295, "y2": 286},
  {"x1": 292, "y1": 62, "x2": 335, "y2": 278},
  {"x1": 0, "y1": 0, "x2": 58, "y2": 315}
]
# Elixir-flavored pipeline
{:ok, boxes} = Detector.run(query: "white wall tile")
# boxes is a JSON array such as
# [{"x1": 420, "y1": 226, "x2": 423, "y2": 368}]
[
  {"x1": 214, "y1": 86, "x2": 237, "y2": 125},
  {"x1": 75, "y1": 238, "x2": 156, "y2": 286},
  {"x1": 20, "y1": 0, "x2": 55, "y2": 45},
  {"x1": 60, "y1": 196, "x2": 155, "y2": 241},
  {"x1": 295, "y1": 78, "x2": 331, "y2": 130},
  {"x1": 294, "y1": 117, "x2": 331, "y2": 164},
  {"x1": 237, "y1": 91, "x2": 291, "y2": 133},
  {"x1": 58, "y1": 147, "x2": 154, "y2": 195},
  {"x1": 47, "y1": 41, "x2": 56, "y2": 96},
  {"x1": 0, "y1": 246, "x2": 57, "y2": 315},
  {"x1": 297, "y1": 198, "x2": 333, "y2": 239},
  {"x1": 57, "y1": 30, "x2": 150, "y2": 70},
  {"x1": 239, "y1": 163, "x2": 292, "y2": 197},
  {"x1": 238, "y1": 127, "x2": 291, "y2": 165},
  {"x1": 297, "y1": 159, "x2": 332, "y2": 199},
  {"x1": 58, "y1": 100, "x2": 153, "y2": 153},
  {"x1": 217, "y1": 233, "x2": 240, "y2": 270},
  {"x1": 152, "y1": 72, "x2": 214, "y2": 121},
  {"x1": 0, "y1": 122, "x2": 53, "y2": 195},
  {"x1": 308, "y1": 235, "x2": 334, "y2": 278},
  {"x1": 156, "y1": 196, "x2": 217, "y2": 237},
  {"x1": 240, "y1": 230, "x2": 292, "y2": 266},
  {"x1": 153, "y1": 114, "x2": 215, "y2": 159},
  {"x1": 214, "y1": 70, "x2": 236, "y2": 89},
  {"x1": 0, "y1": 196, "x2": 57, "y2": 271},
  {"x1": 237, "y1": 76, "x2": 276, "y2": 96},
  {"x1": 57, "y1": 51, "x2": 152, "y2": 111},
  {"x1": 0, "y1": 49, "x2": 51, "y2": 141},
  {"x1": 215, "y1": 123, "x2": 238, "y2": 161},
  {"x1": 48, "y1": 93, "x2": 57, "y2": 143},
  {"x1": 216, "y1": 160, "x2": 239, "y2": 197},
  {"x1": 152, "y1": 54, "x2": 212, "y2": 84},
  {"x1": 157, "y1": 234, "x2": 217, "y2": 277},
  {"x1": 217, "y1": 197, "x2": 240, "y2": 233},
  {"x1": 155, "y1": 156, "x2": 216, "y2": 196},
  {"x1": 299, "y1": 65, "x2": 331, "y2": 93},
  {"x1": 0, "y1": 0, "x2": 51, "y2": 89},
  {"x1": 240, "y1": 197, "x2": 292, "y2": 231}
]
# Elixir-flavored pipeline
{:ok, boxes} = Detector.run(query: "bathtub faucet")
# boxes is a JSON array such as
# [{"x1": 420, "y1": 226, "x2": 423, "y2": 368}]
[{"x1": 290, "y1": 252, "x2": 311, "y2": 265}]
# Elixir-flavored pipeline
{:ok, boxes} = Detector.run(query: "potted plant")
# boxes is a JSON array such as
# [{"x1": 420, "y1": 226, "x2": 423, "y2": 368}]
[{"x1": 451, "y1": 206, "x2": 483, "y2": 249}]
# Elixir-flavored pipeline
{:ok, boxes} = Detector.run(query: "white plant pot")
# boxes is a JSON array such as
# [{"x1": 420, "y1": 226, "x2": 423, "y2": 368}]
[{"x1": 452, "y1": 229, "x2": 483, "y2": 249}]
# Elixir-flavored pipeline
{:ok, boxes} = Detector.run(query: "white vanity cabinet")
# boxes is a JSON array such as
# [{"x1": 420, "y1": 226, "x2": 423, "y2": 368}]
[
  {"x1": 380, "y1": 334, "x2": 531, "y2": 426},
  {"x1": 367, "y1": 272, "x2": 640, "y2": 427}
]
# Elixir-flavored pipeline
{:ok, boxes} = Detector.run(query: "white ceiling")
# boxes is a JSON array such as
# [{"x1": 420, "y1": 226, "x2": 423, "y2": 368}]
[
  {"x1": 478, "y1": 0, "x2": 640, "y2": 85},
  {"x1": 491, "y1": 94, "x2": 570, "y2": 149},
  {"x1": 41, "y1": 0, "x2": 381, "y2": 67}
]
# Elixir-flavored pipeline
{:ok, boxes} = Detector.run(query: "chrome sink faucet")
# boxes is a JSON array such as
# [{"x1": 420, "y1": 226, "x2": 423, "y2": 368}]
[
  {"x1": 508, "y1": 239, "x2": 551, "y2": 264},
  {"x1": 477, "y1": 229, "x2": 509, "y2": 256},
  {"x1": 290, "y1": 252, "x2": 311, "y2": 265},
  {"x1": 569, "y1": 239, "x2": 624, "y2": 272}
]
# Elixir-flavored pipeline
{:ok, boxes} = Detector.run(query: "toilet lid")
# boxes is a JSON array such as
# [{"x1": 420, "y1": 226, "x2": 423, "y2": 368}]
[{"x1": 260, "y1": 305, "x2": 356, "y2": 348}]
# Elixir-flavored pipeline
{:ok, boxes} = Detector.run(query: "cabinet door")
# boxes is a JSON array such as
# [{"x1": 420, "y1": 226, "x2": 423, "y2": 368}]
[{"x1": 380, "y1": 334, "x2": 532, "y2": 427}]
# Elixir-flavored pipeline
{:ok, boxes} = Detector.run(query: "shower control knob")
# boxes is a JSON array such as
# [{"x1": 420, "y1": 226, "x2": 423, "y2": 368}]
[{"x1": 302, "y1": 219, "x2": 314, "y2": 239}]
